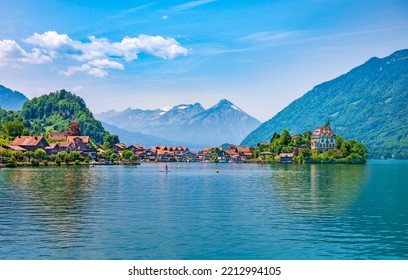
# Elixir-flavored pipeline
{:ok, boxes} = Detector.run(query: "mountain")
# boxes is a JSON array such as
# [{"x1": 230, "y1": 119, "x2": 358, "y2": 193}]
[
  {"x1": 182, "y1": 99, "x2": 261, "y2": 146},
  {"x1": 21, "y1": 90, "x2": 112, "y2": 143},
  {"x1": 96, "y1": 99, "x2": 261, "y2": 146},
  {"x1": 0, "y1": 85, "x2": 29, "y2": 111},
  {"x1": 241, "y1": 49, "x2": 408, "y2": 159},
  {"x1": 101, "y1": 122, "x2": 202, "y2": 151}
]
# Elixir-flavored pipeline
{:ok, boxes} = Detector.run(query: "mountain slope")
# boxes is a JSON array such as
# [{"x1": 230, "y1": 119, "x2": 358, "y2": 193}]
[
  {"x1": 0, "y1": 85, "x2": 29, "y2": 111},
  {"x1": 183, "y1": 99, "x2": 261, "y2": 146},
  {"x1": 241, "y1": 49, "x2": 408, "y2": 159},
  {"x1": 96, "y1": 99, "x2": 261, "y2": 146},
  {"x1": 101, "y1": 122, "x2": 202, "y2": 150},
  {"x1": 21, "y1": 90, "x2": 111, "y2": 143}
]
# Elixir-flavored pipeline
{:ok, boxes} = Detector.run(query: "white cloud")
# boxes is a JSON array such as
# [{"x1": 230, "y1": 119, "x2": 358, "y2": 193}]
[
  {"x1": 171, "y1": 0, "x2": 217, "y2": 11},
  {"x1": 0, "y1": 39, "x2": 51, "y2": 65},
  {"x1": 162, "y1": 15, "x2": 169, "y2": 20},
  {"x1": 72, "y1": 85, "x2": 84, "y2": 92},
  {"x1": 61, "y1": 64, "x2": 108, "y2": 78},
  {"x1": 240, "y1": 31, "x2": 300, "y2": 43},
  {"x1": 24, "y1": 31, "x2": 72, "y2": 49},
  {"x1": 0, "y1": 31, "x2": 189, "y2": 77},
  {"x1": 88, "y1": 59, "x2": 124, "y2": 70}
]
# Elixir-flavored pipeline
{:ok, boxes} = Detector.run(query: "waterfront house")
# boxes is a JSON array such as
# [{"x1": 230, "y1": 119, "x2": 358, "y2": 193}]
[
  {"x1": 127, "y1": 145, "x2": 146, "y2": 157},
  {"x1": 311, "y1": 121, "x2": 336, "y2": 152},
  {"x1": 280, "y1": 153, "x2": 294, "y2": 163},
  {"x1": 237, "y1": 146, "x2": 253, "y2": 159},
  {"x1": 10, "y1": 135, "x2": 49, "y2": 151},
  {"x1": 112, "y1": 143, "x2": 127, "y2": 153},
  {"x1": 45, "y1": 143, "x2": 61, "y2": 155}
]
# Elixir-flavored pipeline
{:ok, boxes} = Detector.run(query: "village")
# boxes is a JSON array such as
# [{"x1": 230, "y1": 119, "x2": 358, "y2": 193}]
[{"x1": 0, "y1": 120, "x2": 347, "y2": 167}]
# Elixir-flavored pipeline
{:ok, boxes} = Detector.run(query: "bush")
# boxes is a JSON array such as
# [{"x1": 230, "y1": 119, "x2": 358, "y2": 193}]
[
  {"x1": 30, "y1": 159, "x2": 40, "y2": 166},
  {"x1": 55, "y1": 157, "x2": 62, "y2": 166},
  {"x1": 75, "y1": 160, "x2": 80, "y2": 165},
  {"x1": 5, "y1": 158, "x2": 17, "y2": 168}
]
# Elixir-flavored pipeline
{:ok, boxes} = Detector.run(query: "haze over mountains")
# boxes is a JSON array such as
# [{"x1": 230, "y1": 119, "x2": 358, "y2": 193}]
[
  {"x1": 242, "y1": 49, "x2": 408, "y2": 159},
  {"x1": 0, "y1": 85, "x2": 29, "y2": 111},
  {"x1": 96, "y1": 99, "x2": 261, "y2": 147}
]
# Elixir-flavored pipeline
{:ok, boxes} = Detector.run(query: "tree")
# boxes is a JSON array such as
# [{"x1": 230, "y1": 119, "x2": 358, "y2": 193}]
[
  {"x1": 122, "y1": 150, "x2": 134, "y2": 160},
  {"x1": 103, "y1": 134, "x2": 119, "y2": 149},
  {"x1": 67, "y1": 121, "x2": 81, "y2": 136},
  {"x1": 2, "y1": 120, "x2": 25, "y2": 137},
  {"x1": 279, "y1": 129, "x2": 292, "y2": 146},
  {"x1": 23, "y1": 151, "x2": 34, "y2": 161},
  {"x1": 33, "y1": 148, "x2": 47, "y2": 161},
  {"x1": 68, "y1": 151, "x2": 83, "y2": 162}
]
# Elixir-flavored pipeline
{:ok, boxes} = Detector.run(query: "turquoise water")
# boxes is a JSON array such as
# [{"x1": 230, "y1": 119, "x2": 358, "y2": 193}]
[{"x1": 0, "y1": 160, "x2": 407, "y2": 259}]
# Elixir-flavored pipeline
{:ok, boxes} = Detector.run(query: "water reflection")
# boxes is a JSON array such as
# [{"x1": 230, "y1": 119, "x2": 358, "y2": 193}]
[
  {"x1": 269, "y1": 164, "x2": 368, "y2": 214},
  {"x1": 0, "y1": 167, "x2": 99, "y2": 248}
]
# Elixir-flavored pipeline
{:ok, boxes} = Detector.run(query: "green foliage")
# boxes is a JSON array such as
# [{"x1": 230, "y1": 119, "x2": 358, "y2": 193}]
[
  {"x1": 5, "y1": 155, "x2": 17, "y2": 167},
  {"x1": 253, "y1": 128, "x2": 367, "y2": 164},
  {"x1": 242, "y1": 49, "x2": 408, "y2": 159},
  {"x1": 20, "y1": 89, "x2": 114, "y2": 143},
  {"x1": 33, "y1": 148, "x2": 47, "y2": 160},
  {"x1": 122, "y1": 150, "x2": 134, "y2": 160},
  {"x1": 1, "y1": 120, "x2": 27, "y2": 137},
  {"x1": 68, "y1": 151, "x2": 83, "y2": 162},
  {"x1": 103, "y1": 134, "x2": 120, "y2": 149}
]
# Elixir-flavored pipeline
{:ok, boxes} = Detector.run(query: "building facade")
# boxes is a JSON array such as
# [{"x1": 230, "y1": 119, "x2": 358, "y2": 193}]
[{"x1": 311, "y1": 121, "x2": 336, "y2": 152}]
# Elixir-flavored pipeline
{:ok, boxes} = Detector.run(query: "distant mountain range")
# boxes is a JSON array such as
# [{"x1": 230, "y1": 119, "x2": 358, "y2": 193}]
[
  {"x1": 242, "y1": 49, "x2": 408, "y2": 159},
  {"x1": 0, "y1": 85, "x2": 29, "y2": 111},
  {"x1": 101, "y1": 121, "x2": 203, "y2": 151},
  {"x1": 96, "y1": 99, "x2": 261, "y2": 147}
]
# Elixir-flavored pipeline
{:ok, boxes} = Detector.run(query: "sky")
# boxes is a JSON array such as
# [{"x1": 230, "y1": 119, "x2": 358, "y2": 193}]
[{"x1": 0, "y1": 0, "x2": 407, "y2": 121}]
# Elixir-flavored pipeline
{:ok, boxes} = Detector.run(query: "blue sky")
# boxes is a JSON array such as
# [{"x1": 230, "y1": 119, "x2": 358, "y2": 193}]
[{"x1": 0, "y1": 0, "x2": 407, "y2": 121}]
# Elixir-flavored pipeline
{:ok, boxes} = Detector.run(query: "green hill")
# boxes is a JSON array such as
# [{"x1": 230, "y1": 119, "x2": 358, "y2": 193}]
[
  {"x1": 241, "y1": 49, "x2": 408, "y2": 159},
  {"x1": 19, "y1": 89, "x2": 110, "y2": 143}
]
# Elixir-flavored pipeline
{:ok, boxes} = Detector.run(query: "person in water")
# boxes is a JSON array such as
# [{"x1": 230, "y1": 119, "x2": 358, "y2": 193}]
[{"x1": 165, "y1": 165, "x2": 168, "y2": 172}]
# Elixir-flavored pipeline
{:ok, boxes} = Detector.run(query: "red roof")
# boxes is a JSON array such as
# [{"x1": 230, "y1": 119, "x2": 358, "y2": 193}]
[
  {"x1": 312, "y1": 124, "x2": 336, "y2": 137},
  {"x1": 280, "y1": 153, "x2": 294, "y2": 157},
  {"x1": 45, "y1": 143, "x2": 60, "y2": 150},
  {"x1": 67, "y1": 136, "x2": 90, "y2": 144},
  {"x1": 237, "y1": 146, "x2": 252, "y2": 155},
  {"x1": 114, "y1": 143, "x2": 127, "y2": 150},
  {"x1": 59, "y1": 141, "x2": 72, "y2": 148},
  {"x1": 48, "y1": 132, "x2": 67, "y2": 140},
  {"x1": 8, "y1": 145, "x2": 27, "y2": 151},
  {"x1": 11, "y1": 136, "x2": 46, "y2": 147}
]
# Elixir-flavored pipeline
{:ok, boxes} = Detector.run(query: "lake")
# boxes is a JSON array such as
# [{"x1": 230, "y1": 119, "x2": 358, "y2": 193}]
[{"x1": 0, "y1": 160, "x2": 407, "y2": 260}]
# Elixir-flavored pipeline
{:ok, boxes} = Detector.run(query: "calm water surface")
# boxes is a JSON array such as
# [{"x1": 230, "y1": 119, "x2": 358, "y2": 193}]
[{"x1": 0, "y1": 160, "x2": 407, "y2": 259}]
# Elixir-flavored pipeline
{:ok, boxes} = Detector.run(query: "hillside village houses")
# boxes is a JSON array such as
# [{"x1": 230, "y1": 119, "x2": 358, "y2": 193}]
[{"x1": 2, "y1": 119, "x2": 340, "y2": 164}]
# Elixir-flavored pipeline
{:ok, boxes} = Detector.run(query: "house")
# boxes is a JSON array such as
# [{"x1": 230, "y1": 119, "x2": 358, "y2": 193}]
[
  {"x1": 237, "y1": 146, "x2": 253, "y2": 159},
  {"x1": 311, "y1": 121, "x2": 336, "y2": 152},
  {"x1": 280, "y1": 153, "x2": 294, "y2": 163},
  {"x1": 111, "y1": 143, "x2": 127, "y2": 153},
  {"x1": 8, "y1": 145, "x2": 27, "y2": 152},
  {"x1": 45, "y1": 143, "x2": 60, "y2": 155},
  {"x1": 48, "y1": 132, "x2": 68, "y2": 141},
  {"x1": 10, "y1": 135, "x2": 49, "y2": 151}
]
